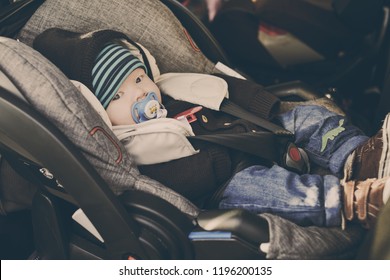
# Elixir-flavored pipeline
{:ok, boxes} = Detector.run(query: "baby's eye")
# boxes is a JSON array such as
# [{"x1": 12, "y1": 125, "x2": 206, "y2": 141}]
[
  {"x1": 112, "y1": 93, "x2": 121, "y2": 101},
  {"x1": 136, "y1": 75, "x2": 143, "y2": 83}
]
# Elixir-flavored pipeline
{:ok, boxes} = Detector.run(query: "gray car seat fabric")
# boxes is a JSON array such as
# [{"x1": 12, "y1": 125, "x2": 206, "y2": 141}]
[
  {"x1": 0, "y1": 0, "x2": 366, "y2": 259},
  {"x1": 262, "y1": 214, "x2": 364, "y2": 259},
  {"x1": 0, "y1": 37, "x2": 199, "y2": 218},
  {"x1": 16, "y1": 0, "x2": 216, "y2": 75}
]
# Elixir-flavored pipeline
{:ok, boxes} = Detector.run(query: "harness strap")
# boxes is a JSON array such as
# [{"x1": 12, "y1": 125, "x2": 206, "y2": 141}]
[
  {"x1": 220, "y1": 99, "x2": 293, "y2": 136},
  {"x1": 189, "y1": 131, "x2": 283, "y2": 163}
]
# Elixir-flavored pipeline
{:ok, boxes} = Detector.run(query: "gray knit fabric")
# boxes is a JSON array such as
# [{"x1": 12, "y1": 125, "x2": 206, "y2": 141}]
[
  {"x1": 261, "y1": 214, "x2": 365, "y2": 259},
  {"x1": 17, "y1": 0, "x2": 215, "y2": 75},
  {"x1": 0, "y1": 37, "x2": 199, "y2": 218}
]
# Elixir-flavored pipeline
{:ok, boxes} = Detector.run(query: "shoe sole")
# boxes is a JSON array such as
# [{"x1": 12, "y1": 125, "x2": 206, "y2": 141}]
[{"x1": 379, "y1": 114, "x2": 390, "y2": 178}]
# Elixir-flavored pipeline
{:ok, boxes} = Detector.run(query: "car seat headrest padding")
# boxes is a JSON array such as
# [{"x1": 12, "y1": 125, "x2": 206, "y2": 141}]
[{"x1": 17, "y1": 0, "x2": 215, "y2": 76}]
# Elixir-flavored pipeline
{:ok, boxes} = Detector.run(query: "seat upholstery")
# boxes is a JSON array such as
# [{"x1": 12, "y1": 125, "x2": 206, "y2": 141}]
[
  {"x1": 16, "y1": 0, "x2": 216, "y2": 75},
  {"x1": 0, "y1": 36, "x2": 199, "y2": 217}
]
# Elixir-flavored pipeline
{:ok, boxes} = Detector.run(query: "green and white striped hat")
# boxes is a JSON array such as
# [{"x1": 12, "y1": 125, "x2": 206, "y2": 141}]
[{"x1": 92, "y1": 43, "x2": 147, "y2": 108}]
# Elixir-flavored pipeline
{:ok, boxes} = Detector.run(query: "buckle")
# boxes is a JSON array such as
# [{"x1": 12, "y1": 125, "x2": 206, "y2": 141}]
[
  {"x1": 174, "y1": 106, "x2": 203, "y2": 123},
  {"x1": 282, "y1": 142, "x2": 310, "y2": 174}
]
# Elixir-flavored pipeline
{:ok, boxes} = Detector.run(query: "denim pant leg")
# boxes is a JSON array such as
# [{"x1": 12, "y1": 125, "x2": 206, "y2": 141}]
[
  {"x1": 278, "y1": 105, "x2": 368, "y2": 176},
  {"x1": 219, "y1": 165, "x2": 342, "y2": 227}
]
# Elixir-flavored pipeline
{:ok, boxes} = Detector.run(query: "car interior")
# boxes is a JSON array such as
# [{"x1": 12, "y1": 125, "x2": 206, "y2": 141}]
[{"x1": 1, "y1": 0, "x2": 390, "y2": 260}]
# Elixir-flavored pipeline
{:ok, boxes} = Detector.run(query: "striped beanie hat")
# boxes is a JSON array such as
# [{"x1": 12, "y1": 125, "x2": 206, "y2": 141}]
[
  {"x1": 92, "y1": 43, "x2": 147, "y2": 108},
  {"x1": 33, "y1": 28, "x2": 152, "y2": 109}
]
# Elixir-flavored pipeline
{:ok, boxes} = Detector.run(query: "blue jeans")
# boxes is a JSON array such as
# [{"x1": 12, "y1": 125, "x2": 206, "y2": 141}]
[{"x1": 219, "y1": 105, "x2": 368, "y2": 227}]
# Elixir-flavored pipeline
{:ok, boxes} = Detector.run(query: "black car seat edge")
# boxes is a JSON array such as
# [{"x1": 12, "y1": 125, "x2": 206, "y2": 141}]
[
  {"x1": 0, "y1": 0, "x2": 45, "y2": 38},
  {"x1": 160, "y1": 0, "x2": 232, "y2": 66},
  {"x1": 0, "y1": 83, "x2": 197, "y2": 259}
]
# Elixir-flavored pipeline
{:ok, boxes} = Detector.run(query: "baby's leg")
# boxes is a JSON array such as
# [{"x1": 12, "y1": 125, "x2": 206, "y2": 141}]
[
  {"x1": 219, "y1": 164, "x2": 342, "y2": 227},
  {"x1": 278, "y1": 105, "x2": 368, "y2": 176}
]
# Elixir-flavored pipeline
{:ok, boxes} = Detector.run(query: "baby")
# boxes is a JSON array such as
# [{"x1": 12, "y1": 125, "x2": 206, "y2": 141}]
[
  {"x1": 90, "y1": 41, "x2": 166, "y2": 125},
  {"x1": 34, "y1": 28, "x2": 390, "y2": 230}
]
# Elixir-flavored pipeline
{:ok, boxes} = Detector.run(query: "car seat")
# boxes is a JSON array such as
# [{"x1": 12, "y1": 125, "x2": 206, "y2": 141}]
[{"x1": 0, "y1": 0, "x2": 383, "y2": 259}]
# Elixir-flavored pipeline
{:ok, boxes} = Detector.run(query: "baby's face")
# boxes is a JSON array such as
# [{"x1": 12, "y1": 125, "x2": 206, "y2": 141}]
[{"x1": 106, "y1": 68, "x2": 162, "y2": 125}]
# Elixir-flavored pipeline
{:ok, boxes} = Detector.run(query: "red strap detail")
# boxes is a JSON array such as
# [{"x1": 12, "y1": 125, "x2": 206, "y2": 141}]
[
  {"x1": 288, "y1": 146, "x2": 301, "y2": 162},
  {"x1": 174, "y1": 106, "x2": 203, "y2": 123},
  {"x1": 183, "y1": 28, "x2": 201, "y2": 52},
  {"x1": 89, "y1": 126, "x2": 123, "y2": 164}
]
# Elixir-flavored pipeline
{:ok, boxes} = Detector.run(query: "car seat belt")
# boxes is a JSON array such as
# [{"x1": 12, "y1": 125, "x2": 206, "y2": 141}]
[
  {"x1": 219, "y1": 98, "x2": 292, "y2": 136},
  {"x1": 189, "y1": 131, "x2": 282, "y2": 162},
  {"x1": 189, "y1": 131, "x2": 309, "y2": 174},
  {"x1": 220, "y1": 99, "x2": 311, "y2": 174},
  {"x1": 189, "y1": 99, "x2": 310, "y2": 174}
]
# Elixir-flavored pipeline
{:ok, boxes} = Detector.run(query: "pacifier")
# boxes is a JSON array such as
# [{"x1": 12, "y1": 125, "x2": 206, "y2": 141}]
[{"x1": 131, "y1": 92, "x2": 167, "y2": 123}]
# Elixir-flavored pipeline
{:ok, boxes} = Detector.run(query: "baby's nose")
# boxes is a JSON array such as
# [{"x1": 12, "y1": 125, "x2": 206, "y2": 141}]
[{"x1": 136, "y1": 90, "x2": 147, "y2": 101}]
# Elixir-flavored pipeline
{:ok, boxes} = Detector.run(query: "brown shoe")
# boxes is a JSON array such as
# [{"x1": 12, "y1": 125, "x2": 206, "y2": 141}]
[
  {"x1": 345, "y1": 113, "x2": 390, "y2": 181},
  {"x1": 343, "y1": 177, "x2": 387, "y2": 229}
]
